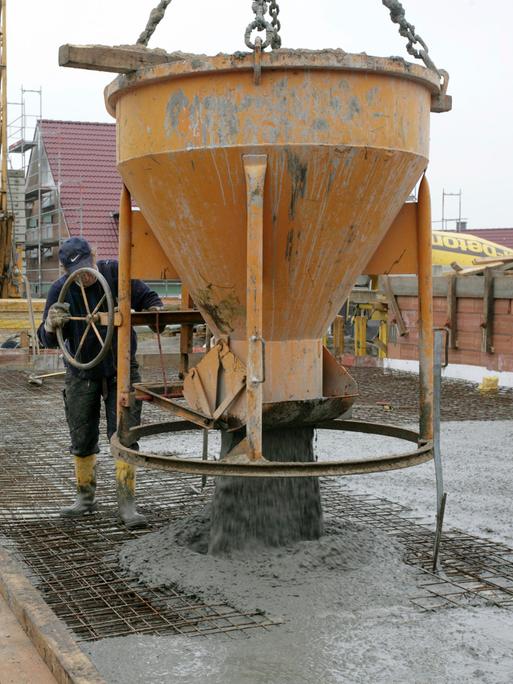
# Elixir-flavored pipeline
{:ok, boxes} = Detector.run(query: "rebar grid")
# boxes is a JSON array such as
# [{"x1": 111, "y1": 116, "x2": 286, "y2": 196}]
[
  {"x1": 0, "y1": 370, "x2": 277, "y2": 641},
  {"x1": 1, "y1": 369, "x2": 513, "y2": 643},
  {"x1": 322, "y1": 482, "x2": 513, "y2": 611},
  {"x1": 0, "y1": 515, "x2": 278, "y2": 641}
]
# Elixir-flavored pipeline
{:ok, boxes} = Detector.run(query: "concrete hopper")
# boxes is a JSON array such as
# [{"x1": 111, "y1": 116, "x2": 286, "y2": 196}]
[{"x1": 106, "y1": 50, "x2": 442, "y2": 436}]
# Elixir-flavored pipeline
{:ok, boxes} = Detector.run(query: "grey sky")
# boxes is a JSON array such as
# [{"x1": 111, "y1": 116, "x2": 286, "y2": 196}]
[{"x1": 8, "y1": 0, "x2": 513, "y2": 229}]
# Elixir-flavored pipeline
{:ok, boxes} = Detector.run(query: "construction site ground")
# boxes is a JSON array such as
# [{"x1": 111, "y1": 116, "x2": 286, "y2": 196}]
[
  {"x1": 1, "y1": 363, "x2": 513, "y2": 683},
  {"x1": 0, "y1": 592, "x2": 57, "y2": 684}
]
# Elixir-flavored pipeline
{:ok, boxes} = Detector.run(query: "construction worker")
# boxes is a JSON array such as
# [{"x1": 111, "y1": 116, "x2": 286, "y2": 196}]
[{"x1": 38, "y1": 237, "x2": 164, "y2": 529}]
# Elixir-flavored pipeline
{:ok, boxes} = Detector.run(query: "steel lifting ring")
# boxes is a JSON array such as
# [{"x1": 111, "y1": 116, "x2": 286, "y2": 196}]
[{"x1": 56, "y1": 267, "x2": 115, "y2": 371}]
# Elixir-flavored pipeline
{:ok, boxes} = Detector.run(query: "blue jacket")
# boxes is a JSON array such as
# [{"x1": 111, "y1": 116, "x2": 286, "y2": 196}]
[{"x1": 38, "y1": 260, "x2": 162, "y2": 379}]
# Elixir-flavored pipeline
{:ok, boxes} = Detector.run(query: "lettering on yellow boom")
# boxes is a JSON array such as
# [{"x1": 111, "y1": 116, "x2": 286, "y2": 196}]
[{"x1": 432, "y1": 231, "x2": 513, "y2": 266}]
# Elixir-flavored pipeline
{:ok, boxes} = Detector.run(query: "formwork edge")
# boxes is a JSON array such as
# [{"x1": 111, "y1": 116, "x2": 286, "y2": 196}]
[{"x1": 0, "y1": 546, "x2": 105, "y2": 684}]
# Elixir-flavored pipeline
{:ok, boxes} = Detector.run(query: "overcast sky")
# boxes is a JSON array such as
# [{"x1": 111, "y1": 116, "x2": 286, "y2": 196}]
[{"x1": 8, "y1": 0, "x2": 513, "y2": 229}]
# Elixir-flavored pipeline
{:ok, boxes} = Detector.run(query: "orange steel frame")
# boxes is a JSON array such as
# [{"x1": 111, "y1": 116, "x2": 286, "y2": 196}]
[
  {"x1": 244, "y1": 154, "x2": 267, "y2": 461},
  {"x1": 112, "y1": 175, "x2": 435, "y2": 479}
]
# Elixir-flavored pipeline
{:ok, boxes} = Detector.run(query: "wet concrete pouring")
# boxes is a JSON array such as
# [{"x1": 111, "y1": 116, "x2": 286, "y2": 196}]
[{"x1": 1, "y1": 366, "x2": 513, "y2": 682}]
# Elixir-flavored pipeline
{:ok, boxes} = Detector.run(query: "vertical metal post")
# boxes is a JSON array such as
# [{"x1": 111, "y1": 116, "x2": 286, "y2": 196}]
[
  {"x1": 201, "y1": 428, "x2": 208, "y2": 489},
  {"x1": 243, "y1": 154, "x2": 267, "y2": 461},
  {"x1": 115, "y1": 184, "x2": 146, "y2": 529},
  {"x1": 24, "y1": 276, "x2": 39, "y2": 358},
  {"x1": 378, "y1": 318, "x2": 388, "y2": 359},
  {"x1": 447, "y1": 273, "x2": 458, "y2": 349},
  {"x1": 432, "y1": 329, "x2": 447, "y2": 572},
  {"x1": 481, "y1": 268, "x2": 494, "y2": 354},
  {"x1": 117, "y1": 184, "x2": 132, "y2": 419},
  {"x1": 179, "y1": 285, "x2": 194, "y2": 379},
  {"x1": 417, "y1": 175, "x2": 434, "y2": 442},
  {"x1": 333, "y1": 314, "x2": 345, "y2": 357},
  {"x1": 354, "y1": 313, "x2": 367, "y2": 356}
]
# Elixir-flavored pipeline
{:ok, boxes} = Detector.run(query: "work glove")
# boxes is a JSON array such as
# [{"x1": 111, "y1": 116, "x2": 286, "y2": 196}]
[
  {"x1": 44, "y1": 302, "x2": 71, "y2": 333},
  {"x1": 145, "y1": 305, "x2": 166, "y2": 334}
]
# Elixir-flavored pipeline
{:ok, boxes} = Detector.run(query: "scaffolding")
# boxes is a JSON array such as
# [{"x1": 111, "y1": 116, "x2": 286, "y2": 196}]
[
  {"x1": 9, "y1": 89, "x2": 70, "y2": 296},
  {"x1": 432, "y1": 189, "x2": 468, "y2": 232}
]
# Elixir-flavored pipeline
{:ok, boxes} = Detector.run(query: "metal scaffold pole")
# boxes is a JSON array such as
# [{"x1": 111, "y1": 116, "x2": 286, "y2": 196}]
[{"x1": 0, "y1": 0, "x2": 14, "y2": 298}]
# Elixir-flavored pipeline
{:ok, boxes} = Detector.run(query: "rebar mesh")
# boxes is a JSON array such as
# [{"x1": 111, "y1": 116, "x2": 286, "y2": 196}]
[
  {"x1": 322, "y1": 483, "x2": 513, "y2": 611},
  {"x1": 0, "y1": 369, "x2": 277, "y2": 641},
  {"x1": 0, "y1": 515, "x2": 277, "y2": 641},
  {"x1": 1, "y1": 368, "x2": 512, "y2": 644}
]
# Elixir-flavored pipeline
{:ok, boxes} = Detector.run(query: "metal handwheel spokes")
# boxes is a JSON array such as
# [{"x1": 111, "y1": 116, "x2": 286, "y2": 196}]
[{"x1": 56, "y1": 266, "x2": 115, "y2": 371}]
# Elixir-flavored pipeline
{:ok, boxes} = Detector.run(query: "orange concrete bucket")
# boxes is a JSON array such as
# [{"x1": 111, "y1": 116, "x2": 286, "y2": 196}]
[{"x1": 106, "y1": 50, "x2": 440, "y2": 409}]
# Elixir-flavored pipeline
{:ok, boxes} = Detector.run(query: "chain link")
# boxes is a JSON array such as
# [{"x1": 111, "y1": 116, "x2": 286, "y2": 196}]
[
  {"x1": 137, "y1": 0, "x2": 174, "y2": 47},
  {"x1": 381, "y1": 0, "x2": 438, "y2": 74},
  {"x1": 269, "y1": 1, "x2": 282, "y2": 48},
  {"x1": 245, "y1": 0, "x2": 281, "y2": 51}
]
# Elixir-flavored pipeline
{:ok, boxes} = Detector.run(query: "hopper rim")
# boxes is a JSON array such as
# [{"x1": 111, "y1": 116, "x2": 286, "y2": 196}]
[{"x1": 105, "y1": 48, "x2": 441, "y2": 117}]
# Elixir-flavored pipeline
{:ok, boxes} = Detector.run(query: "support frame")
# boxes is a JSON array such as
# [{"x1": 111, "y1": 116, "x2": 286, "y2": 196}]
[{"x1": 111, "y1": 419, "x2": 433, "y2": 478}]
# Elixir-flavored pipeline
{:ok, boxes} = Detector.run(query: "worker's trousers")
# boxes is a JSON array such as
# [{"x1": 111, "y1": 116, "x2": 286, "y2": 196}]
[{"x1": 63, "y1": 364, "x2": 142, "y2": 457}]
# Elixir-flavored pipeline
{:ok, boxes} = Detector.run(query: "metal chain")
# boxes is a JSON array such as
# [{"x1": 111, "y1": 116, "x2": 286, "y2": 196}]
[
  {"x1": 245, "y1": 0, "x2": 281, "y2": 51},
  {"x1": 381, "y1": 0, "x2": 438, "y2": 74},
  {"x1": 137, "y1": 0, "x2": 174, "y2": 47},
  {"x1": 269, "y1": 1, "x2": 282, "y2": 48}
]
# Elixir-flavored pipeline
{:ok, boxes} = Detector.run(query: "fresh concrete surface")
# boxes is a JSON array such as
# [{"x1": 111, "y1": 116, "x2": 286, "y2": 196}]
[{"x1": 85, "y1": 420, "x2": 513, "y2": 684}]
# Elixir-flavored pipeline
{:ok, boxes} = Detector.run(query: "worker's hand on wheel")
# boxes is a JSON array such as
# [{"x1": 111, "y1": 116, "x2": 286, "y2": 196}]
[
  {"x1": 145, "y1": 305, "x2": 166, "y2": 334},
  {"x1": 44, "y1": 302, "x2": 71, "y2": 333}
]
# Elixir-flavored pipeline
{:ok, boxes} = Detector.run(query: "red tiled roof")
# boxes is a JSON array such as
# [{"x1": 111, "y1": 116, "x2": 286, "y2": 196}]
[
  {"x1": 465, "y1": 228, "x2": 513, "y2": 250},
  {"x1": 40, "y1": 120, "x2": 120, "y2": 260}
]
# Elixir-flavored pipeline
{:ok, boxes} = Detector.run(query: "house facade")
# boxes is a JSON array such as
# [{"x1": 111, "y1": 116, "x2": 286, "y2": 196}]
[{"x1": 23, "y1": 120, "x2": 120, "y2": 296}]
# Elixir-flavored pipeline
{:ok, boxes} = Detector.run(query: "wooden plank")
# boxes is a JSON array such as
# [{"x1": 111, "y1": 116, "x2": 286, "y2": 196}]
[
  {"x1": 458, "y1": 263, "x2": 502, "y2": 276},
  {"x1": 0, "y1": 298, "x2": 45, "y2": 312},
  {"x1": 481, "y1": 268, "x2": 494, "y2": 354},
  {"x1": 446, "y1": 273, "x2": 458, "y2": 349},
  {"x1": 348, "y1": 289, "x2": 386, "y2": 305},
  {"x1": 386, "y1": 275, "x2": 483, "y2": 299},
  {"x1": 58, "y1": 44, "x2": 183, "y2": 74},
  {"x1": 473, "y1": 256, "x2": 513, "y2": 265},
  {"x1": 355, "y1": 274, "x2": 513, "y2": 300},
  {"x1": 493, "y1": 276, "x2": 513, "y2": 298},
  {"x1": 98, "y1": 309, "x2": 203, "y2": 327},
  {"x1": 136, "y1": 351, "x2": 203, "y2": 370},
  {"x1": 0, "y1": 318, "x2": 42, "y2": 331}
]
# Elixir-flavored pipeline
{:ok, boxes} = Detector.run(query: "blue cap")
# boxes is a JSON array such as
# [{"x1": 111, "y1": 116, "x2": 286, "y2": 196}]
[{"x1": 59, "y1": 237, "x2": 94, "y2": 273}]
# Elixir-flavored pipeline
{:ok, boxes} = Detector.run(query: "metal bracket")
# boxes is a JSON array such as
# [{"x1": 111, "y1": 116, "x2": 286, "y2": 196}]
[
  {"x1": 253, "y1": 37, "x2": 262, "y2": 85},
  {"x1": 133, "y1": 383, "x2": 216, "y2": 430},
  {"x1": 182, "y1": 338, "x2": 246, "y2": 422}
]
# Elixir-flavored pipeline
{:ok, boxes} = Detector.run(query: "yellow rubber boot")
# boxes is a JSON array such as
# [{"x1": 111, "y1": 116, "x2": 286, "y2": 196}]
[
  {"x1": 60, "y1": 455, "x2": 98, "y2": 517},
  {"x1": 116, "y1": 460, "x2": 147, "y2": 530}
]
